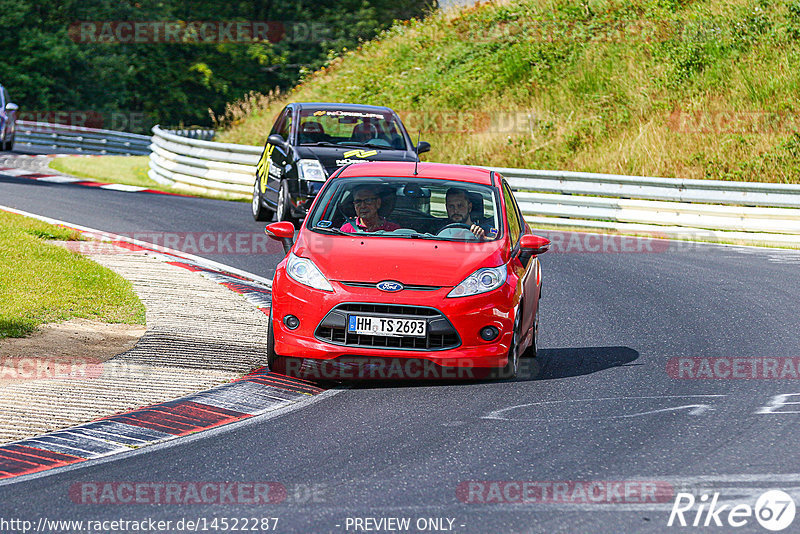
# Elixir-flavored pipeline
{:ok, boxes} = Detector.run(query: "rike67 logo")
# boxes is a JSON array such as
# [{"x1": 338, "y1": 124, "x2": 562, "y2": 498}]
[{"x1": 668, "y1": 490, "x2": 796, "y2": 531}]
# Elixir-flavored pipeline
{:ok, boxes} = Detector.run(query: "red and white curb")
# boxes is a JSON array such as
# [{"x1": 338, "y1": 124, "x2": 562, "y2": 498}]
[
  {"x1": 0, "y1": 370, "x2": 324, "y2": 480},
  {"x1": 0, "y1": 166, "x2": 185, "y2": 196},
  {"x1": 0, "y1": 206, "x2": 328, "y2": 481}
]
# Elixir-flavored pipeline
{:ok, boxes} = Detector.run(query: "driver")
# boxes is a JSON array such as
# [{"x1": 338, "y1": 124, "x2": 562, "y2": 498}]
[
  {"x1": 341, "y1": 185, "x2": 400, "y2": 233},
  {"x1": 443, "y1": 187, "x2": 493, "y2": 239}
]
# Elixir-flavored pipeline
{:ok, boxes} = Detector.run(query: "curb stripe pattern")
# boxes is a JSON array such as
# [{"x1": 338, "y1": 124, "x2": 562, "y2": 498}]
[
  {"x1": 0, "y1": 166, "x2": 185, "y2": 196},
  {"x1": 0, "y1": 445, "x2": 85, "y2": 476},
  {"x1": 0, "y1": 368, "x2": 322, "y2": 480}
]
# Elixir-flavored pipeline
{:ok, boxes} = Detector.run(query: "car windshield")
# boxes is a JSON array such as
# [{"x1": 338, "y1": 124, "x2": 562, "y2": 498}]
[
  {"x1": 297, "y1": 109, "x2": 407, "y2": 150},
  {"x1": 306, "y1": 177, "x2": 502, "y2": 242}
]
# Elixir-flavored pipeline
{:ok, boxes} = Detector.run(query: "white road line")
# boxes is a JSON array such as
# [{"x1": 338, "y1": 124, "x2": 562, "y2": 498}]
[
  {"x1": 100, "y1": 183, "x2": 148, "y2": 192},
  {"x1": 36, "y1": 175, "x2": 82, "y2": 183},
  {"x1": 1, "y1": 168, "x2": 36, "y2": 176}
]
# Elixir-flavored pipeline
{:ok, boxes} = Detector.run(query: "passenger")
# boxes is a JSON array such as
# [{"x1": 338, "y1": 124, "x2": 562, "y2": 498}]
[
  {"x1": 341, "y1": 185, "x2": 400, "y2": 233},
  {"x1": 443, "y1": 187, "x2": 493, "y2": 239}
]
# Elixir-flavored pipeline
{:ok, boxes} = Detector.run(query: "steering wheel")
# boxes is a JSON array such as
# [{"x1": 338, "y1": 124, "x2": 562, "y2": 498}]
[{"x1": 436, "y1": 222, "x2": 473, "y2": 235}]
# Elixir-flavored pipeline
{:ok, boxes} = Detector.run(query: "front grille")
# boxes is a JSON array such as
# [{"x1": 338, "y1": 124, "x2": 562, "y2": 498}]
[
  {"x1": 339, "y1": 281, "x2": 442, "y2": 292},
  {"x1": 314, "y1": 303, "x2": 460, "y2": 351},
  {"x1": 337, "y1": 303, "x2": 440, "y2": 316}
]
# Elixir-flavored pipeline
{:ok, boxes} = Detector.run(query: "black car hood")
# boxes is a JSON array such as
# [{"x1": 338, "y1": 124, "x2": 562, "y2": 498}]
[{"x1": 294, "y1": 146, "x2": 419, "y2": 176}]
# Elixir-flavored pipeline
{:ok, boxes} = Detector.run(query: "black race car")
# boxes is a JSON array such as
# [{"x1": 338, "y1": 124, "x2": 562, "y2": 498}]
[{"x1": 251, "y1": 102, "x2": 430, "y2": 224}]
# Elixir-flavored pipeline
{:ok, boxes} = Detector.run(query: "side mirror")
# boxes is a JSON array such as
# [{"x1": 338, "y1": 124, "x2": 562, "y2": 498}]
[
  {"x1": 519, "y1": 234, "x2": 550, "y2": 263},
  {"x1": 265, "y1": 221, "x2": 296, "y2": 254},
  {"x1": 416, "y1": 141, "x2": 430, "y2": 154},
  {"x1": 267, "y1": 133, "x2": 288, "y2": 150},
  {"x1": 5, "y1": 102, "x2": 18, "y2": 112}
]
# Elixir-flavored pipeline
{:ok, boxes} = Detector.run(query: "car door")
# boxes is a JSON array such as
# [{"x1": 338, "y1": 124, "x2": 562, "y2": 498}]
[
  {"x1": 501, "y1": 177, "x2": 539, "y2": 348},
  {"x1": 257, "y1": 107, "x2": 293, "y2": 207}
]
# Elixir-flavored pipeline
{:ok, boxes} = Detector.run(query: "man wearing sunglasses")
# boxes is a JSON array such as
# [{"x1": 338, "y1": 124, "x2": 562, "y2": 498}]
[{"x1": 340, "y1": 185, "x2": 401, "y2": 233}]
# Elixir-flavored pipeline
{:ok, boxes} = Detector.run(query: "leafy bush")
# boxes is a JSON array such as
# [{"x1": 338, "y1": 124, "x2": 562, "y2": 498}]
[{"x1": 219, "y1": 0, "x2": 800, "y2": 183}]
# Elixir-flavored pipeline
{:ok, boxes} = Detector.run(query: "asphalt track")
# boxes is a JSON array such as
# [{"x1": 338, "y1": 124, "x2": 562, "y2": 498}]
[{"x1": 2, "y1": 168, "x2": 800, "y2": 533}]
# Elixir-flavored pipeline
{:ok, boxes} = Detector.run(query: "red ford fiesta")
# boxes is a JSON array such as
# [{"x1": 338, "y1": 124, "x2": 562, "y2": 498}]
[{"x1": 264, "y1": 161, "x2": 549, "y2": 380}]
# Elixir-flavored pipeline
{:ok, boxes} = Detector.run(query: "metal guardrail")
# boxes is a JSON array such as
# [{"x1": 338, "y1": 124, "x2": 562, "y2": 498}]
[
  {"x1": 167, "y1": 129, "x2": 215, "y2": 141},
  {"x1": 15, "y1": 121, "x2": 151, "y2": 156},
  {"x1": 147, "y1": 125, "x2": 259, "y2": 197},
  {"x1": 490, "y1": 166, "x2": 800, "y2": 246},
  {"x1": 146, "y1": 127, "x2": 800, "y2": 246},
  {"x1": 496, "y1": 167, "x2": 800, "y2": 209}
]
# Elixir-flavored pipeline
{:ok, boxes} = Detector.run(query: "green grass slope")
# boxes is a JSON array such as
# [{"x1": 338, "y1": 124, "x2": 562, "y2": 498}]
[
  {"x1": 0, "y1": 211, "x2": 145, "y2": 338},
  {"x1": 217, "y1": 0, "x2": 800, "y2": 183}
]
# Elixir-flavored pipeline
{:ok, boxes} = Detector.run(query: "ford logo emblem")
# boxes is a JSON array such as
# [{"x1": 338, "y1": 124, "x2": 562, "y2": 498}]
[{"x1": 377, "y1": 281, "x2": 404, "y2": 292}]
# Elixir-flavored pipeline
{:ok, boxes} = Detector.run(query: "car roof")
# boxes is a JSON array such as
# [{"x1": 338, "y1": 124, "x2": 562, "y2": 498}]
[
  {"x1": 294, "y1": 102, "x2": 395, "y2": 114},
  {"x1": 335, "y1": 161, "x2": 496, "y2": 186}
]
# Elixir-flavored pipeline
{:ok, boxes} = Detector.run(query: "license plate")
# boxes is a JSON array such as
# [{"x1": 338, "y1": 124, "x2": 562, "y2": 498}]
[{"x1": 347, "y1": 315, "x2": 427, "y2": 337}]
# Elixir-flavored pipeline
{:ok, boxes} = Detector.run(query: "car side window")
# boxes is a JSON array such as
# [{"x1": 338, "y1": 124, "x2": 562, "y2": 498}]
[
  {"x1": 502, "y1": 181, "x2": 521, "y2": 245},
  {"x1": 279, "y1": 113, "x2": 292, "y2": 142},
  {"x1": 271, "y1": 108, "x2": 292, "y2": 141}
]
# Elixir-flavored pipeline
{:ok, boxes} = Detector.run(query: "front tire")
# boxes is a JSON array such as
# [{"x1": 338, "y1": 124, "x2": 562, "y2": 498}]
[
  {"x1": 276, "y1": 179, "x2": 298, "y2": 227},
  {"x1": 266, "y1": 308, "x2": 287, "y2": 373},
  {"x1": 252, "y1": 178, "x2": 274, "y2": 222},
  {"x1": 493, "y1": 312, "x2": 521, "y2": 379},
  {"x1": 522, "y1": 305, "x2": 538, "y2": 359}
]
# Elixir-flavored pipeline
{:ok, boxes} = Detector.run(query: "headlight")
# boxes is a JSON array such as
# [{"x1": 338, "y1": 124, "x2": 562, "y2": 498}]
[
  {"x1": 447, "y1": 265, "x2": 507, "y2": 298},
  {"x1": 298, "y1": 159, "x2": 327, "y2": 182},
  {"x1": 286, "y1": 253, "x2": 333, "y2": 292}
]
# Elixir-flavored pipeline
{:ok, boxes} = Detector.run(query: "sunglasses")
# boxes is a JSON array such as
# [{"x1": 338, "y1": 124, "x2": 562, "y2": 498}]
[{"x1": 353, "y1": 197, "x2": 378, "y2": 205}]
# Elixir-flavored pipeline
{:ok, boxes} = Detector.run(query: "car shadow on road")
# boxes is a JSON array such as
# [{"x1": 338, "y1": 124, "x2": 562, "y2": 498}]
[
  {"x1": 313, "y1": 346, "x2": 640, "y2": 389},
  {"x1": 513, "y1": 345, "x2": 640, "y2": 382}
]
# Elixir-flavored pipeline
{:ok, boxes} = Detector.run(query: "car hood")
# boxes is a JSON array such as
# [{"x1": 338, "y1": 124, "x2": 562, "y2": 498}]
[
  {"x1": 293, "y1": 230, "x2": 509, "y2": 287},
  {"x1": 294, "y1": 146, "x2": 418, "y2": 176}
]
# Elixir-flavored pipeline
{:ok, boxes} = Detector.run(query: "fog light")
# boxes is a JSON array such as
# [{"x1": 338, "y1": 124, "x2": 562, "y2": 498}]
[
  {"x1": 480, "y1": 326, "x2": 499, "y2": 341},
  {"x1": 283, "y1": 315, "x2": 300, "y2": 330}
]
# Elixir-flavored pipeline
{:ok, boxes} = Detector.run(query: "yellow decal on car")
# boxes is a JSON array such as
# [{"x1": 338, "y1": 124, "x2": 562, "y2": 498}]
[
  {"x1": 256, "y1": 143, "x2": 275, "y2": 193},
  {"x1": 342, "y1": 149, "x2": 378, "y2": 158}
]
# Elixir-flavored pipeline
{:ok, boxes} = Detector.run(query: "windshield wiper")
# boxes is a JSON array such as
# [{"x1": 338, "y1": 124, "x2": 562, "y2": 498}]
[
  {"x1": 371, "y1": 231, "x2": 440, "y2": 240},
  {"x1": 401, "y1": 232, "x2": 440, "y2": 240},
  {"x1": 300, "y1": 141, "x2": 343, "y2": 147},
  {"x1": 337, "y1": 141, "x2": 389, "y2": 149},
  {"x1": 312, "y1": 226, "x2": 349, "y2": 235}
]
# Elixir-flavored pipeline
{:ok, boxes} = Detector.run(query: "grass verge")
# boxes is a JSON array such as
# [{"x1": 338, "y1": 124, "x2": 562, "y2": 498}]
[
  {"x1": 0, "y1": 211, "x2": 146, "y2": 338},
  {"x1": 216, "y1": 0, "x2": 800, "y2": 184},
  {"x1": 48, "y1": 155, "x2": 249, "y2": 202}
]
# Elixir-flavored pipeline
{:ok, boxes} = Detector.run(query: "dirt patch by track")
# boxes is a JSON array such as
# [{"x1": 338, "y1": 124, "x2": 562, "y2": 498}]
[{"x1": 0, "y1": 318, "x2": 145, "y2": 364}]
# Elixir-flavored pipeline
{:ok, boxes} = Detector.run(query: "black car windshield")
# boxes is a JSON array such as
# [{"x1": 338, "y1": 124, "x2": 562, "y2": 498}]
[
  {"x1": 297, "y1": 109, "x2": 408, "y2": 150},
  {"x1": 307, "y1": 177, "x2": 502, "y2": 242}
]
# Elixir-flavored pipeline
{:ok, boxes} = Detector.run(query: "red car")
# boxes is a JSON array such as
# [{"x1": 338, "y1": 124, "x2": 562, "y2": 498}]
[{"x1": 264, "y1": 161, "x2": 550, "y2": 380}]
